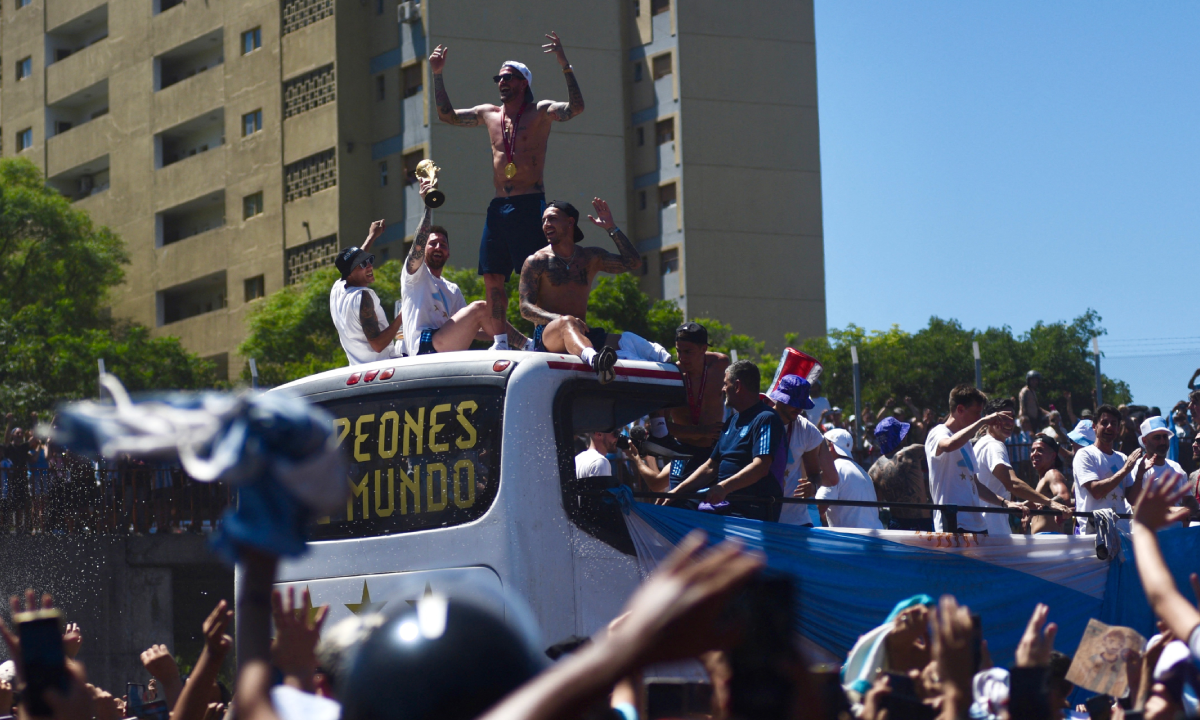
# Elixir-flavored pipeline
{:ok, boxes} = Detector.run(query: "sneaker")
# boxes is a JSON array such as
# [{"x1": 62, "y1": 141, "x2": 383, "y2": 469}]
[{"x1": 593, "y1": 346, "x2": 618, "y2": 385}]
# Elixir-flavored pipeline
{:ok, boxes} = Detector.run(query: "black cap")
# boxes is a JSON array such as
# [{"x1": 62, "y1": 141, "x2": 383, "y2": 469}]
[
  {"x1": 335, "y1": 246, "x2": 374, "y2": 279},
  {"x1": 675, "y1": 322, "x2": 708, "y2": 345},
  {"x1": 546, "y1": 201, "x2": 584, "y2": 242}
]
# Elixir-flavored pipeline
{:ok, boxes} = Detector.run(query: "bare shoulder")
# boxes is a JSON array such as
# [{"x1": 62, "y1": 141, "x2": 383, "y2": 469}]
[
  {"x1": 706, "y1": 352, "x2": 731, "y2": 372},
  {"x1": 478, "y1": 104, "x2": 503, "y2": 121},
  {"x1": 522, "y1": 247, "x2": 554, "y2": 270}
]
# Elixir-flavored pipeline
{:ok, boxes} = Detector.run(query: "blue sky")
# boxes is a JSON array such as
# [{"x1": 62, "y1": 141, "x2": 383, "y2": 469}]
[{"x1": 813, "y1": 2, "x2": 1200, "y2": 411}]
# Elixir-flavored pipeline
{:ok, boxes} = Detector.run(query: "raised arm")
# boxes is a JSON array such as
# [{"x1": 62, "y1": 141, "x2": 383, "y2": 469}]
[
  {"x1": 540, "y1": 32, "x2": 584, "y2": 122},
  {"x1": 405, "y1": 180, "x2": 435, "y2": 275},
  {"x1": 361, "y1": 219, "x2": 385, "y2": 253},
  {"x1": 518, "y1": 255, "x2": 560, "y2": 325},
  {"x1": 585, "y1": 197, "x2": 641, "y2": 273},
  {"x1": 429, "y1": 45, "x2": 483, "y2": 127}
]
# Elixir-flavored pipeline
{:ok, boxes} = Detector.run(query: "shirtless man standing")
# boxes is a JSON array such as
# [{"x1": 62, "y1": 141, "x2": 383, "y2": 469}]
[
  {"x1": 429, "y1": 32, "x2": 585, "y2": 350},
  {"x1": 652, "y1": 323, "x2": 730, "y2": 489},
  {"x1": 518, "y1": 198, "x2": 641, "y2": 382}
]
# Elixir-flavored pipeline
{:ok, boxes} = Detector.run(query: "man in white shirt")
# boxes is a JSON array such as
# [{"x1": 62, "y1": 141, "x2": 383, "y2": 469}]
[
  {"x1": 816, "y1": 428, "x2": 883, "y2": 530},
  {"x1": 575, "y1": 431, "x2": 617, "y2": 478},
  {"x1": 1073, "y1": 404, "x2": 1145, "y2": 531},
  {"x1": 766, "y1": 375, "x2": 838, "y2": 527},
  {"x1": 805, "y1": 380, "x2": 832, "y2": 426},
  {"x1": 1136, "y1": 416, "x2": 1188, "y2": 497},
  {"x1": 330, "y1": 221, "x2": 403, "y2": 366},
  {"x1": 925, "y1": 384, "x2": 1018, "y2": 534},
  {"x1": 975, "y1": 397, "x2": 1071, "y2": 535},
  {"x1": 402, "y1": 179, "x2": 529, "y2": 356}
]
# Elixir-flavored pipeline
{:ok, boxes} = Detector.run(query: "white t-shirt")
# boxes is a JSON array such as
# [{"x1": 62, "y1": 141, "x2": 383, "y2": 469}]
[
  {"x1": 777, "y1": 416, "x2": 826, "y2": 526},
  {"x1": 816, "y1": 455, "x2": 884, "y2": 530},
  {"x1": 806, "y1": 397, "x2": 832, "y2": 425},
  {"x1": 575, "y1": 448, "x2": 612, "y2": 478},
  {"x1": 329, "y1": 279, "x2": 399, "y2": 366},
  {"x1": 1142, "y1": 458, "x2": 1188, "y2": 496},
  {"x1": 1072, "y1": 445, "x2": 1132, "y2": 514},
  {"x1": 925, "y1": 424, "x2": 986, "y2": 533},
  {"x1": 974, "y1": 434, "x2": 1013, "y2": 536},
  {"x1": 400, "y1": 262, "x2": 467, "y2": 357}
]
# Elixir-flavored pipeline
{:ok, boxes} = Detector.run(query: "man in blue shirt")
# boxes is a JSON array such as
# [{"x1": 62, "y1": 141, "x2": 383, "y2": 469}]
[{"x1": 663, "y1": 361, "x2": 784, "y2": 521}]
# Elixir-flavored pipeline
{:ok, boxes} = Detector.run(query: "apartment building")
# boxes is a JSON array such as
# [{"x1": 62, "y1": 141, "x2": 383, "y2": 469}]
[{"x1": 0, "y1": 0, "x2": 823, "y2": 378}]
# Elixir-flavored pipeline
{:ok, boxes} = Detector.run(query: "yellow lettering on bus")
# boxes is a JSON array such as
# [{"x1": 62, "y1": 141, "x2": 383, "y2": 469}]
[
  {"x1": 333, "y1": 418, "x2": 351, "y2": 447},
  {"x1": 455, "y1": 401, "x2": 478, "y2": 450},
  {"x1": 378, "y1": 411, "x2": 399, "y2": 459},
  {"x1": 354, "y1": 414, "x2": 375, "y2": 462},
  {"x1": 403, "y1": 408, "x2": 425, "y2": 456},
  {"x1": 426, "y1": 462, "x2": 448, "y2": 512},
  {"x1": 452, "y1": 459, "x2": 475, "y2": 509},
  {"x1": 375, "y1": 469, "x2": 395, "y2": 517},
  {"x1": 429, "y1": 404, "x2": 451, "y2": 452},
  {"x1": 348, "y1": 472, "x2": 369, "y2": 520},
  {"x1": 398, "y1": 465, "x2": 420, "y2": 515}
]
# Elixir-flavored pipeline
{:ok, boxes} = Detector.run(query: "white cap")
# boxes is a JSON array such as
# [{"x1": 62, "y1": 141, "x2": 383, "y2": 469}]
[
  {"x1": 1139, "y1": 415, "x2": 1172, "y2": 447},
  {"x1": 824, "y1": 428, "x2": 854, "y2": 459},
  {"x1": 1154, "y1": 639, "x2": 1192, "y2": 681},
  {"x1": 500, "y1": 61, "x2": 533, "y2": 93},
  {"x1": 0, "y1": 659, "x2": 14, "y2": 683}
]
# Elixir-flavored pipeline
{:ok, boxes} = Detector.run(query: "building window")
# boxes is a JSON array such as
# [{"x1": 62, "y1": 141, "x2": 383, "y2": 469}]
[
  {"x1": 17, "y1": 128, "x2": 32, "y2": 151},
  {"x1": 633, "y1": 62, "x2": 643, "y2": 82},
  {"x1": 286, "y1": 235, "x2": 338, "y2": 285},
  {"x1": 16, "y1": 0, "x2": 30, "y2": 8},
  {"x1": 282, "y1": 0, "x2": 334, "y2": 36},
  {"x1": 243, "y1": 192, "x2": 264, "y2": 219},
  {"x1": 652, "y1": 53, "x2": 672, "y2": 80},
  {"x1": 379, "y1": 161, "x2": 388, "y2": 187},
  {"x1": 283, "y1": 64, "x2": 336, "y2": 119},
  {"x1": 633, "y1": 0, "x2": 640, "y2": 17},
  {"x1": 652, "y1": 0, "x2": 669, "y2": 14},
  {"x1": 402, "y1": 63, "x2": 423, "y2": 98},
  {"x1": 660, "y1": 248, "x2": 679, "y2": 274},
  {"x1": 376, "y1": 0, "x2": 384, "y2": 14},
  {"x1": 656, "y1": 118, "x2": 675, "y2": 145},
  {"x1": 242, "y1": 27, "x2": 262, "y2": 54},
  {"x1": 636, "y1": 127, "x2": 644, "y2": 146},
  {"x1": 244, "y1": 275, "x2": 265, "y2": 302},
  {"x1": 284, "y1": 149, "x2": 337, "y2": 202},
  {"x1": 638, "y1": 191, "x2": 647, "y2": 210},
  {"x1": 660, "y1": 182, "x2": 677, "y2": 208},
  {"x1": 403, "y1": 149, "x2": 425, "y2": 184},
  {"x1": 375, "y1": 75, "x2": 385, "y2": 101},
  {"x1": 242, "y1": 109, "x2": 263, "y2": 136},
  {"x1": 17, "y1": 57, "x2": 32, "y2": 81}
]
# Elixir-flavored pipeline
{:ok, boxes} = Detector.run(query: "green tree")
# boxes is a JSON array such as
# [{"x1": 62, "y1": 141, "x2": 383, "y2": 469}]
[{"x1": 0, "y1": 158, "x2": 217, "y2": 414}]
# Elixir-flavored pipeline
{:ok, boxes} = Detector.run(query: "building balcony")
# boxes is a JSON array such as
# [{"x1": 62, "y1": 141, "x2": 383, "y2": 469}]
[
  {"x1": 153, "y1": 69, "x2": 224, "y2": 136},
  {"x1": 46, "y1": 113, "x2": 112, "y2": 178},
  {"x1": 154, "y1": 142, "x2": 226, "y2": 211},
  {"x1": 47, "y1": 0, "x2": 108, "y2": 33},
  {"x1": 45, "y1": 5, "x2": 110, "y2": 105},
  {"x1": 156, "y1": 190, "x2": 226, "y2": 248},
  {"x1": 404, "y1": 181, "x2": 424, "y2": 237},
  {"x1": 47, "y1": 154, "x2": 110, "y2": 202},
  {"x1": 156, "y1": 270, "x2": 227, "y2": 327},
  {"x1": 657, "y1": 140, "x2": 678, "y2": 174},
  {"x1": 402, "y1": 92, "x2": 426, "y2": 140}
]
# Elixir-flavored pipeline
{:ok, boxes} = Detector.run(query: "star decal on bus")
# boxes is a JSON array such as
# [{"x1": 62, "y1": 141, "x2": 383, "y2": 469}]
[
  {"x1": 295, "y1": 585, "x2": 327, "y2": 624},
  {"x1": 345, "y1": 580, "x2": 387, "y2": 615},
  {"x1": 406, "y1": 582, "x2": 434, "y2": 607}
]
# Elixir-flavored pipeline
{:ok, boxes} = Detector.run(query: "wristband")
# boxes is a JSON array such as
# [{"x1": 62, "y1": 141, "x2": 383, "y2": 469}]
[
  {"x1": 607, "y1": 225, "x2": 621, "y2": 237},
  {"x1": 563, "y1": 65, "x2": 574, "y2": 73}
]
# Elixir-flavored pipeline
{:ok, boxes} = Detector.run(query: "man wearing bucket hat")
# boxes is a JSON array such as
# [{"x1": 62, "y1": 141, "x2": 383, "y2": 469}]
[
  {"x1": 869, "y1": 416, "x2": 933, "y2": 531},
  {"x1": 429, "y1": 32, "x2": 586, "y2": 350},
  {"x1": 330, "y1": 220, "x2": 403, "y2": 365},
  {"x1": 815, "y1": 428, "x2": 884, "y2": 529},
  {"x1": 766, "y1": 375, "x2": 839, "y2": 527}
]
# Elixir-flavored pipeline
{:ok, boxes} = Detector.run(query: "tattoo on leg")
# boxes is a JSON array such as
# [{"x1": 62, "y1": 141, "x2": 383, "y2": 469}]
[{"x1": 489, "y1": 288, "x2": 507, "y2": 320}]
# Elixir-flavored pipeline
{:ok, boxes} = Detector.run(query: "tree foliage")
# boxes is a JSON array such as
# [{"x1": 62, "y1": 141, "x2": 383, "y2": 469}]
[
  {"x1": 0, "y1": 158, "x2": 217, "y2": 414},
  {"x1": 795, "y1": 311, "x2": 1131, "y2": 418}
]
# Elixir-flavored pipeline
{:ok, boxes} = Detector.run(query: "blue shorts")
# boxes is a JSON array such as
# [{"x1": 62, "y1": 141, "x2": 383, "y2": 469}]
[
  {"x1": 417, "y1": 328, "x2": 438, "y2": 356},
  {"x1": 478, "y1": 193, "x2": 547, "y2": 279},
  {"x1": 533, "y1": 324, "x2": 608, "y2": 353}
]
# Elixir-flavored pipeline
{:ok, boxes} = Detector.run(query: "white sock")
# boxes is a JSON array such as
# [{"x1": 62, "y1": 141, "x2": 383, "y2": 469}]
[
  {"x1": 617, "y1": 332, "x2": 673, "y2": 362},
  {"x1": 523, "y1": 337, "x2": 535, "y2": 351},
  {"x1": 492, "y1": 335, "x2": 509, "y2": 350},
  {"x1": 580, "y1": 347, "x2": 598, "y2": 367},
  {"x1": 650, "y1": 416, "x2": 669, "y2": 438}
]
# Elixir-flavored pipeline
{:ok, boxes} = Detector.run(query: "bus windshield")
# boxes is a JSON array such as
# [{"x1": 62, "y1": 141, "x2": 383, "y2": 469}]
[{"x1": 312, "y1": 385, "x2": 503, "y2": 540}]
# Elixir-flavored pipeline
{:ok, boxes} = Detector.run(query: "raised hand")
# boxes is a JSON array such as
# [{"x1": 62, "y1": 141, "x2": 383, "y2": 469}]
[
  {"x1": 542, "y1": 31, "x2": 569, "y2": 67},
  {"x1": 0, "y1": 589, "x2": 55, "y2": 675},
  {"x1": 587, "y1": 197, "x2": 616, "y2": 230},
  {"x1": 1014, "y1": 603, "x2": 1057, "y2": 668},
  {"x1": 271, "y1": 586, "x2": 329, "y2": 692},
  {"x1": 365, "y1": 220, "x2": 386, "y2": 243},
  {"x1": 931, "y1": 595, "x2": 975, "y2": 711},
  {"x1": 428, "y1": 44, "x2": 448, "y2": 73},
  {"x1": 418, "y1": 176, "x2": 434, "y2": 197},
  {"x1": 201, "y1": 600, "x2": 234, "y2": 658},
  {"x1": 141, "y1": 644, "x2": 180, "y2": 682},
  {"x1": 62, "y1": 622, "x2": 82, "y2": 659},
  {"x1": 1133, "y1": 470, "x2": 1190, "y2": 530}
]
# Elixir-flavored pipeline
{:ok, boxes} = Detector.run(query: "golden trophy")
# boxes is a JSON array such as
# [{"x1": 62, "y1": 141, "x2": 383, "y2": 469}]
[{"x1": 414, "y1": 159, "x2": 446, "y2": 209}]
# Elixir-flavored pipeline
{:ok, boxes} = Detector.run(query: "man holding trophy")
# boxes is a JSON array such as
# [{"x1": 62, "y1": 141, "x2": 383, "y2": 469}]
[
  {"x1": 400, "y1": 162, "x2": 529, "y2": 356},
  {"x1": 429, "y1": 32, "x2": 585, "y2": 351}
]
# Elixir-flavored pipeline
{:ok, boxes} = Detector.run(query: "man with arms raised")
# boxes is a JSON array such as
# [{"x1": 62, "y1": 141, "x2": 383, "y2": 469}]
[
  {"x1": 429, "y1": 33, "x2": 584, "y2": 350},
  {"x1": 1073, "y1": 403, "x2": 1145, "y2": 532},
  {"x1": 925, "y1": 384, "x2": 1021, "y2": 534},
  {"x1": 330, "y1": 221, "x2": 402, "y2": 365},
  {"x1": 518, "y1": 198, "x2": 643, "y2": 382},
  {"x1": 401, "y1": 178, "x2": 528, "y2": 356}
]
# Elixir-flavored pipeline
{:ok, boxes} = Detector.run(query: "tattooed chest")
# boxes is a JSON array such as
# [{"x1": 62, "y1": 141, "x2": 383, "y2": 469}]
[{"x1": 545, "y1": 258, "x2": 589, "y2": 286}]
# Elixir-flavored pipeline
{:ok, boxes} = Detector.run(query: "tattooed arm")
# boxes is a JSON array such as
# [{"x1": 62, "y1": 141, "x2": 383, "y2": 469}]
[
  {"x1": 429, "y1": 45, "x2": 482, "y2": 127},
  {"x1": 518, "y1": 256, "x2": 560, "y2": 325},
  {"x1": 405, "y1": 180, "x2": 435, "y2": 275},
  {"x1": 359, "y1": 290, "x2": 403, "y2": 353},
  {"x1": 540, "y1": 31, "x2": 583, "y2": 122},
  {"x1": 585, "y1": 197, "x2": 641, "y2": 273}
]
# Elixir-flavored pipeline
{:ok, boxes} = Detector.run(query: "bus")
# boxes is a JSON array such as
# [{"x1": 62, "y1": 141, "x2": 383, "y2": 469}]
[{"x1": 267, "y1": 349, "x2": 685, "y2": 650}]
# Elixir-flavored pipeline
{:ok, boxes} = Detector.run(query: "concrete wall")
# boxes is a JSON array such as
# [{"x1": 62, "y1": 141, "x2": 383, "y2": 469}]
[{"x1": 0, "y1": 535, "x2": 233, "y2": 695}]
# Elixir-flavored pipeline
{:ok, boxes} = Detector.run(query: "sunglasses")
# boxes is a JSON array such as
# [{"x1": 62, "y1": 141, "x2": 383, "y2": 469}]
[
  {"x1": 355, "y1": 254, "x2": 375, "y2": 270},
  {"x1": 493, "y1": 73, "x2": 520, "y2": 84}
]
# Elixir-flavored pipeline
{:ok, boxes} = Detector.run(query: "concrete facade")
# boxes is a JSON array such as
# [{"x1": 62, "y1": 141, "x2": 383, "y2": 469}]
[{"x1": 0, "y1": 0, "x2": 825, "y2": 375}]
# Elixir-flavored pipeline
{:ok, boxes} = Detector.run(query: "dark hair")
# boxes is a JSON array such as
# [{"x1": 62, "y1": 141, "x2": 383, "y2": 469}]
[
  {"x1": 983, "y1": 397, "x2": 1015, "y2": 416},
  {"x1": 524, "y1": 86, "x2": 535, "y2": 104},
  {"x1": 1095, "y1": 404, "x2": 1122, "y2": 425},
  {"x1": 428, "y1": 225, "x2": 449, "y2": 241},
  {"x1": 1190, "y1": 389, "x2": 1200, "y2": 404},
  {"x1": 727, "y1": 360, "x2": 760, "y2": 391},
  {"x1": 948, "y1": 384, "x2": 986, "y2": 413},
  {"x1": 1032, "y1": 433, "x2": 1064, "y2": 470}
]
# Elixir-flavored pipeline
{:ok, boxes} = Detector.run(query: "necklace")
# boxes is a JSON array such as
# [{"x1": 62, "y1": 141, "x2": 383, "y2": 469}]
[
  {"x1": 501, "y1": 103, "x2": 527, "y2": 179},
  {"x1": 555, "y1": 246, "x2": 578, "y2": 269}
]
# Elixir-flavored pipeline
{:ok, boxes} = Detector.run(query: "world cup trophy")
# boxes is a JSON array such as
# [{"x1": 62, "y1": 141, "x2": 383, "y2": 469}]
[{"x1": 414, "y1": 159, "x2": 445, "y2": 209}]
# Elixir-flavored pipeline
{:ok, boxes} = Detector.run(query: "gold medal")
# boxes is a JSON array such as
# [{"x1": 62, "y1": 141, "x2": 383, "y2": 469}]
[{"x1": 504, "y1": 162, "x2": 517, "y2": 179}]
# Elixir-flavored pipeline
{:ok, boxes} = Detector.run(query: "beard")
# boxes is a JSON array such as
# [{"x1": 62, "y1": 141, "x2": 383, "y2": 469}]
[{"x1": 426, "y1": 253, "x2": 447, "y2": 271}]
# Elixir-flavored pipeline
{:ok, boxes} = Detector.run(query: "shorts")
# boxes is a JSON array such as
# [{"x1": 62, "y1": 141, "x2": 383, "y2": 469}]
[
  {"x1": 417, "y1": 328, "x2": 438, "y2": 356},
  {"x1": 533, "y1": 324, "x2": 608, "y2": 353},
  {"x1": 478, "y1": 193, "x2": 547, "y2": 279}
]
